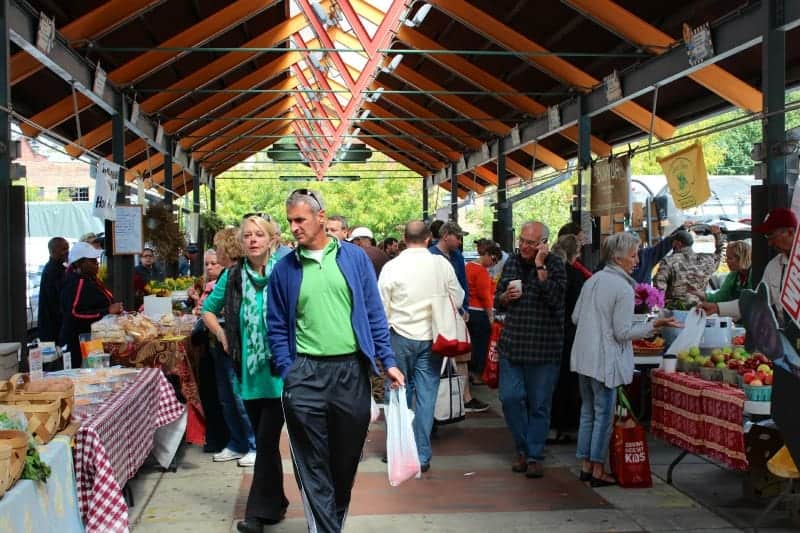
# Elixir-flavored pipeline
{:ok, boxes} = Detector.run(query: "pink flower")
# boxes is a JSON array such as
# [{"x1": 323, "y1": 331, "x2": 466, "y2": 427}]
[{"x1": 635, "y1": 283, "x2": 665, "y2": 310}]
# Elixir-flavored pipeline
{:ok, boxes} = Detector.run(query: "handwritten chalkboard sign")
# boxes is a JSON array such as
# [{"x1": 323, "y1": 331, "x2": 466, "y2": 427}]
[
  {"x1": 112, "y1": 205, "x2": 143, "y2": 255},
  {"x1": 590, "y1": 156, "x2": 630, "y2": 216}
]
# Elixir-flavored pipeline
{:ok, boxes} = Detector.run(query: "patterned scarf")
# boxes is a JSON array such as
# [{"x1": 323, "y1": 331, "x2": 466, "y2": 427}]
[{"x1": 241, "y1": 254, "x2": 277, "y2": 375}]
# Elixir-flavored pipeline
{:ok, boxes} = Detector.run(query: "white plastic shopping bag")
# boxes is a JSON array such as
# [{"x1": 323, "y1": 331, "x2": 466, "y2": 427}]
[
  {"x1": 385, "y1": 387, "x2": 421, "y2": 486},
  {"x1": 370, "y1": 396, "x2": 381, "y2": 424},
  {"x1": 665, "y1": 308, "x2": 706, "y2": 355}
]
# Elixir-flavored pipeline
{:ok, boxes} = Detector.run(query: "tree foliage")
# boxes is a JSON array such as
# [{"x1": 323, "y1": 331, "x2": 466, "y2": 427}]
[{"x1": 214, "y1": 152, "x2": 421, "y2": 240}]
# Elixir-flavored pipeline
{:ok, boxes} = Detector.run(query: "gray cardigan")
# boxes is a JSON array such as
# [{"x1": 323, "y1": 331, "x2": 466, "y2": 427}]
[{"x1": 570, "y1": 265, "x2": 656, "y2": 388}]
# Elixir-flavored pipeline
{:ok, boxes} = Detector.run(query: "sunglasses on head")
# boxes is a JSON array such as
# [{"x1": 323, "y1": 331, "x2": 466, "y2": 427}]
[
  {"x1": 243, "y1": 212, "x2": 273, "y2": 222},
  {"x1": 290, "y1": 189, "x2": 322, "y2": 210}
]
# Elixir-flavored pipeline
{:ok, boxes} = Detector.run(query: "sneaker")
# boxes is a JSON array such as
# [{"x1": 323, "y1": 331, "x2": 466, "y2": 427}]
[
  {"x1": 213, "y1": 448, "x2": 244, "y2": 462},
  {"x1": 511, "y1": 453, "x2": 527, "y2": 473},
  {"x1": 237, "y1": 451, "x2": 257, "y2": 467},
  {"x1": 526, "y1": 461, "x2": 544, "y2": 479},
  {"x1": 464, "y1": 398, "x2": 489, "y2": 413}
]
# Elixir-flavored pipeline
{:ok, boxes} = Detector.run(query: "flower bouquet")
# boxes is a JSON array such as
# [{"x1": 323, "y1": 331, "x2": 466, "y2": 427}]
[{"x1": 634, "y1": 284, "x2": 664, "y2": 314}]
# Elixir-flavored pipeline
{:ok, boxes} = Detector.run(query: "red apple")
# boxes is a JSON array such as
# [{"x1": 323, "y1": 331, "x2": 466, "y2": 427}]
[
  {"x1": 756, "y1": 371, "x2": 767, "y2": 382},
  {"x1": 743, "y1": 371, "x2": 756, "y2": 384},
  {"x1": 764, "y1": 374, "x2": 774, "y2": 385}
]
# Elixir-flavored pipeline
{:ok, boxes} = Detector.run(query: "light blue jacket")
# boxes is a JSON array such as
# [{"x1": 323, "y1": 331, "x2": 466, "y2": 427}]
[{"x1": 570, "y1": 265, "x2": 656, "y2": 387}]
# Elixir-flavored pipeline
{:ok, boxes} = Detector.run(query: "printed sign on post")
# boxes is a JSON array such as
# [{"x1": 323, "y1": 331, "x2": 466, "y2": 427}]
[
  {"x1": 92, "y1": 159, "x2": 120, "y2": 221},
  {"x1": 590, "y1": 155, "x2": 630, "y2": 216},
  {"x1": 780, "y1": 223, "x2": 800, "y2": 328}
]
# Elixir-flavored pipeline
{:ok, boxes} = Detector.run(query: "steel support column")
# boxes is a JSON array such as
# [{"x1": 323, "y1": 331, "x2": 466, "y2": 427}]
[
  {"x1": 0, "y1": 0, "x2": 24, "y2": 346},
  {"x1": 494, "y1": 137, "x2": 513, "y2": 251},
  {"x1": 422, "y1": 176, "x2": 429, "y2": 221},
  {"x1": 450, "y1": 164, "x2": 458, "y2": 222},
  {"x1": 577, "y1": 97, "x2": 597, "y2": 267},
  {"x1": 191, "y1": 167, "x2": 202, "y2": 277},
  {"x1": 108, "y1": 93, "x2": 135, "y2": 311},
  {"x1": 753, "y1": 0, "x2": 788, "y2": 283},
  {"x1": 164, "y1": 136, "x2": 174, "y2": 207},
  {"x1": 210, "y1": 177, "x2": 216, "y2": 213}
]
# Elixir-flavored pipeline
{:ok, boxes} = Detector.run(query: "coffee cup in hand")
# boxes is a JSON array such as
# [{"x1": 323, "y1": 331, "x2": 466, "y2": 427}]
[{"x1": 509, "y1": 279, "x2": 522, "y2": 293}]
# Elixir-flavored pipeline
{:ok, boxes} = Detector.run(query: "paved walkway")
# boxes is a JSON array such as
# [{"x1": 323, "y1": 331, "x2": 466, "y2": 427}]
[{"x1": 127, "y1": 388, "x2": 796, "y2": 532}]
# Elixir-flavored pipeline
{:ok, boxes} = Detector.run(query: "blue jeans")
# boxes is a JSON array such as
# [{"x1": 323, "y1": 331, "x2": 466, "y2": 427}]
[
  {"x1": 210, "y1": 343, "x2": 257, "y2": 453},
  {"x1": 498, "y1": 358, "x2": 559, "y2": 462},
  {"x1": 384, "y1": 331, "x2": 440, "y2": 465},
  {"x1": 576, "y1": 375, "x2": 616, "y2": 463}
]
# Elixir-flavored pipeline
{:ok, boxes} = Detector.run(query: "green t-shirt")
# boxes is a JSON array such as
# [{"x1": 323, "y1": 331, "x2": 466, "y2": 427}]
[
  {"x1": 201, "y1": 268, "x2": 283, "y2": 400},
  {"x1": 296, "y1": 237, "x2": 358, "y2": 355}
]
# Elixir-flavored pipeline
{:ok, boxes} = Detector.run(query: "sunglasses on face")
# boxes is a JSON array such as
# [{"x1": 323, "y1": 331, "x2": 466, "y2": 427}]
[{"x1": 290, "y1": 188, "x2": 323, "y2": 211}]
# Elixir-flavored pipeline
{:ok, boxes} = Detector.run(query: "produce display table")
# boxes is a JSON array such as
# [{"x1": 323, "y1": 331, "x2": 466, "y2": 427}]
[
  {"x1": 650, "y1": 369, "x2": 748, "y2": 481},
  {"x1": 0, "y1": 435, "x2": 84, "y2": 532},
  {"x1": 73, "y1": 368, "x2": 185, "y2": 533},
  {"x1": 103, "y1": 335, "x2": 205, "y2": 444}
]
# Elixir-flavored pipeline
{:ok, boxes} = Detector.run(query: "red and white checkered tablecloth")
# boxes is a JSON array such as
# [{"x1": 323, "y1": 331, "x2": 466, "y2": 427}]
[
  {"x1": 650, "y1": 370, "x2": 748, "y2": 471},
  {"x1": 73, "y1": 368, "x2": 185, "y2": 533}
]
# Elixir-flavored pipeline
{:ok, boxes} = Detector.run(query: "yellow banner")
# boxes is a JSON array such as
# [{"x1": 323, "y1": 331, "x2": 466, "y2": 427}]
[{"x1": 657, "y1": 141, "x2": 710, "y2": 209}]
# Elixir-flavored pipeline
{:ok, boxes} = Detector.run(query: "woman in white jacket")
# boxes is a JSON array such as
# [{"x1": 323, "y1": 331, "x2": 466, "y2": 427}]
[{"x1": 570, "y1": 232, "x2": 679, "y2": 486}]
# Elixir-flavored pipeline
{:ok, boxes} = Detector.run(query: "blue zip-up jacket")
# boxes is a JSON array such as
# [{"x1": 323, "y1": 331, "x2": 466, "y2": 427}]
[{"x1": 267, "y1": 240, "x2": 397, "y2": 379}]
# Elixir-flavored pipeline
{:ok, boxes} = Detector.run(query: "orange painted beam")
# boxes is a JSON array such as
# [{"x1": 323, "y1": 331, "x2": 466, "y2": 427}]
[
  {"x1": 393, "y1": 63, "x2": 510, "y2": 136},
  {"x1": 563, "y1": 0, "x2": 761, "y2": 113},
  {"x1": 183, "y1": 94, "x2": 295, "y2": 154},
  {"x1": 361, "y1": 122, "x2": 446, "y2": 170},
  {"x1": 206, "y1": 124, "x2": 294, "y2": 175},
  {"x1": 192, "y1": 102, "x2": 294, "y2": 161},
  {"x1": 456, "y1": 174, "x2": 486, "y2": 193},
  {"x1": 203, "y1": 121, "x2": 293, "y2": 169},
  {"x1": 504, "y1": 157, "x2": 533, "y2": 180},
  {"x1": 396, "y1": 27, "x2": 612, "y2": 157},
  {"x1": 426, "y1": 0, "x2": 675, "y2": 139},
  {"x1": 364, "y1": 103, "x2": 461, "y2": 160},
  {"x1": 21, "y1": 0, "x2": 280, "y2": 138},
  {"x1": 518, "y1": 143, "x2": 568, "y2": 171},
  {"x1": 473, "y1": 166, "x2": 498, "y2": 186},
  {"x1": 141, "y1": 12, "x2": 311, "y2": 114},
  {"x1": 359, "y1": 137, "x2": 429, "y2": 177},
  {"x1": 11, "y1": 0, "x2": 163, "y2": 85},
  {"x1": 438, "y1": 179, "x2": 469, "y2": 199}
]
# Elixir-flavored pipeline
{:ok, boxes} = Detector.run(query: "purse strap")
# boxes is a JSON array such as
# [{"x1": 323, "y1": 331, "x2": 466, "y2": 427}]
[{"x1": 440, "y1": 357, "x2": 457, "y2": 377}]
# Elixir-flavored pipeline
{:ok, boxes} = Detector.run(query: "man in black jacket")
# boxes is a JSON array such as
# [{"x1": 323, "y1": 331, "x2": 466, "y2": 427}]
[{"x1": 37, "y1": 237, "x2": 69, "y2": 342}]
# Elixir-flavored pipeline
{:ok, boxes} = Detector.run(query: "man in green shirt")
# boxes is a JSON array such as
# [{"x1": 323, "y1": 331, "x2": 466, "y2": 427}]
[{"x1": 268, "y1": 189, "x2": 404, "y2": 533}]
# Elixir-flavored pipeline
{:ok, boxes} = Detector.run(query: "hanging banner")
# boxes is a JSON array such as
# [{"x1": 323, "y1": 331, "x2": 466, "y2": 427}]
[
  {"x1": 590, "y1": 155, "x2": 630, "y2": 216},
  {"x1": 658, "y1": 141, "x2": 711, "y2": 209},
  {"x1": 92, "y1": 160, "x2": 119, "y2": 221}
]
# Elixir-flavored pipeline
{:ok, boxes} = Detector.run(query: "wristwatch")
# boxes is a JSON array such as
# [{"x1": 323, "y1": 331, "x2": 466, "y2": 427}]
[{"x1": 536, "y1": 264, "x2": 546, "y2": 271}]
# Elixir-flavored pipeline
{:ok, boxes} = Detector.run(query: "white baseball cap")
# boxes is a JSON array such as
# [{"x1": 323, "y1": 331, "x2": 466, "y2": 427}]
[
  {"x1": 68, "y1": 241, "x2": 103, "y2": 265},
  {"x1": 348, "y1": 227, "x2": 373, "y2": 241}
]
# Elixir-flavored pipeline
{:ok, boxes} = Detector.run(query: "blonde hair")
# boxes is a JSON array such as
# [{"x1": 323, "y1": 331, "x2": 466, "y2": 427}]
[
  {"x1": 213, "y1": 227, "x2": 244, "y2": 263},
  {"x1": 726, "y1": 240, "x2": 751, "y2": 270},
  {"x1": 238, "y1": 216, "x2": 278, "y2": 251}
]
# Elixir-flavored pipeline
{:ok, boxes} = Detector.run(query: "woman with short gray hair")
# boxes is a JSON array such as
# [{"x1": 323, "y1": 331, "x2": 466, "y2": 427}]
[{"x1": 570, "y1": 232, "x2": 679, "y2": 486}]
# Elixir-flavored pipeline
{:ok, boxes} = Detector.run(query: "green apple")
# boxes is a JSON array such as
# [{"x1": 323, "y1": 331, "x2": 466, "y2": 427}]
[
  {"x1": 716, "y1": 361, "x2": 727, "y2": 369},
  {"x1": 722, "y1": 346, "x2": 733, "y2": 355},
  {"x1": 689, "y1": 346, "x2": 701, "y2": 358}
]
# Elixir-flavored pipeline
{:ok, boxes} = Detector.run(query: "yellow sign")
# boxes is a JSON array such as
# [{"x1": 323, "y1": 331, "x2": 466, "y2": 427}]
[{"x1": 657, "y1": 141, "x2": 710, "y2": 209}]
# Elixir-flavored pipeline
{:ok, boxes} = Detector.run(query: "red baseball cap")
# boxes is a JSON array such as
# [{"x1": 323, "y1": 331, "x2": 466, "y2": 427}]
[{"x1": 754, "y1": 207, "x2": 798, "y2": 234}]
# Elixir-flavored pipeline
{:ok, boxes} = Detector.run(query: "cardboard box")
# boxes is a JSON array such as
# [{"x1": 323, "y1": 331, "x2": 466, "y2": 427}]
[{"x1": 632, "y1": 202, "x2": 644, "y2": 228}]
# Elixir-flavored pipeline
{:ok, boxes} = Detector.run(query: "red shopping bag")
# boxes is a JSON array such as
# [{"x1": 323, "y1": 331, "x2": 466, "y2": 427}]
[
  {"x1": 610, "y1": 387, "x2": 653, "y2": 488},
  {"x1": 481, "y1": 321, "x2": 503, "y2": 389}
]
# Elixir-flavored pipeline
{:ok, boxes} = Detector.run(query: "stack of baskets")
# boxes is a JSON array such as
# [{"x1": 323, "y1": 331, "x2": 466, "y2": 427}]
[
  {"x1": 0, "y1": 430, "x2": 26, "y2": 497},
  {"x1": 0, "y1": 374, "x2": 74, "y2": 445}
]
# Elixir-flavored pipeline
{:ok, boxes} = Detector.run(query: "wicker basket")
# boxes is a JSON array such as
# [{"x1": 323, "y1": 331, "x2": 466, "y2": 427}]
[
  {"x1": 721, "y1": 368, "x2": 740, "y2": 386},
  {"x1": 0, "y1": 442, "x2": 12, "y2": 498},
  {"x1": 699, "y1": 366, "x2": 723, "y2": 382},
  {"x1": 0, "y1": 430, "x2": 27, "y2": 490},
  {"x1": 0, "y1": 377, "x2": 62, "y2": 444},
  {"x1": 4, "y1": 373, "x2": 73, "y2": 432}
]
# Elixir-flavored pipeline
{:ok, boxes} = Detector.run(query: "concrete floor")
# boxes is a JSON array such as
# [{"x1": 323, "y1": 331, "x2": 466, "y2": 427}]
[{"x1": 127, "y1": 388, "x2": 798, "y2": 533}]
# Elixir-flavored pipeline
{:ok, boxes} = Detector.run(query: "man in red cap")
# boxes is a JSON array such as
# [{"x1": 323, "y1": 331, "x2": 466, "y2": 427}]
[{"x1": 703, "y1": 207, "x2": 797, "y2": 322}]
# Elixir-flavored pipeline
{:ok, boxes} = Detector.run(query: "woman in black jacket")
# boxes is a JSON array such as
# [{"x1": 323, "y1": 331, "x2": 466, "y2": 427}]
[{"x1": 59, "y1": 242, "x2": 122, "y2": 368}]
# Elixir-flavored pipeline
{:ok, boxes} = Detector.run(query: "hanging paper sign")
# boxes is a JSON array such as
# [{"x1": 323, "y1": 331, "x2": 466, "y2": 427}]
[
  {"x1": 590, "y1": 156, "x2": 630, "y2": 216},
  {"x1": 658, "y1": 141, "x2": 711, "y2": 209},
  {"x1": 112, "y1": 206, "x2": 143, "y2": 255},
  {"x1": 155, "y1": 124, "x2": 164, "y2": 145},
  {"x1": 92, "y1": 160, "x2": 119, "y2": 221},
  {"x1": 36, "y1": 12, "x2": 55, "y2": 54},
  {"x1": 547, "y1": 106, "x2": 560, "y2": 131},
  {"x1": 683, "y1": 22, "x2": 714, "y2": 67},
  {"x1": 93, "y1": 63, "x2": 106, "y2": 97},
  {"x1": 604, "y1": 70, "x2": 622, "y2": 102},
  {"x1": 130, "y1": 100, "x2": 140, "y2": 124}
]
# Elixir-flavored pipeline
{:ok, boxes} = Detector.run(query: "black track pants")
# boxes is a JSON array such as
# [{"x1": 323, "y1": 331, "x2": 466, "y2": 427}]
[{"x1": 282, "y1": 354, "x2": 371, "y2": 533}]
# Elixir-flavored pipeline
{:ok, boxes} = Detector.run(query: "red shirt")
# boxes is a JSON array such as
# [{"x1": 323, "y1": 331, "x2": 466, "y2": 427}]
[
  {"x1": 465, "y1": 262, "x2": 493, "y2": 311},
  {"x1": 574, "y1": 260, "x2": 593, "y2": 280}
]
